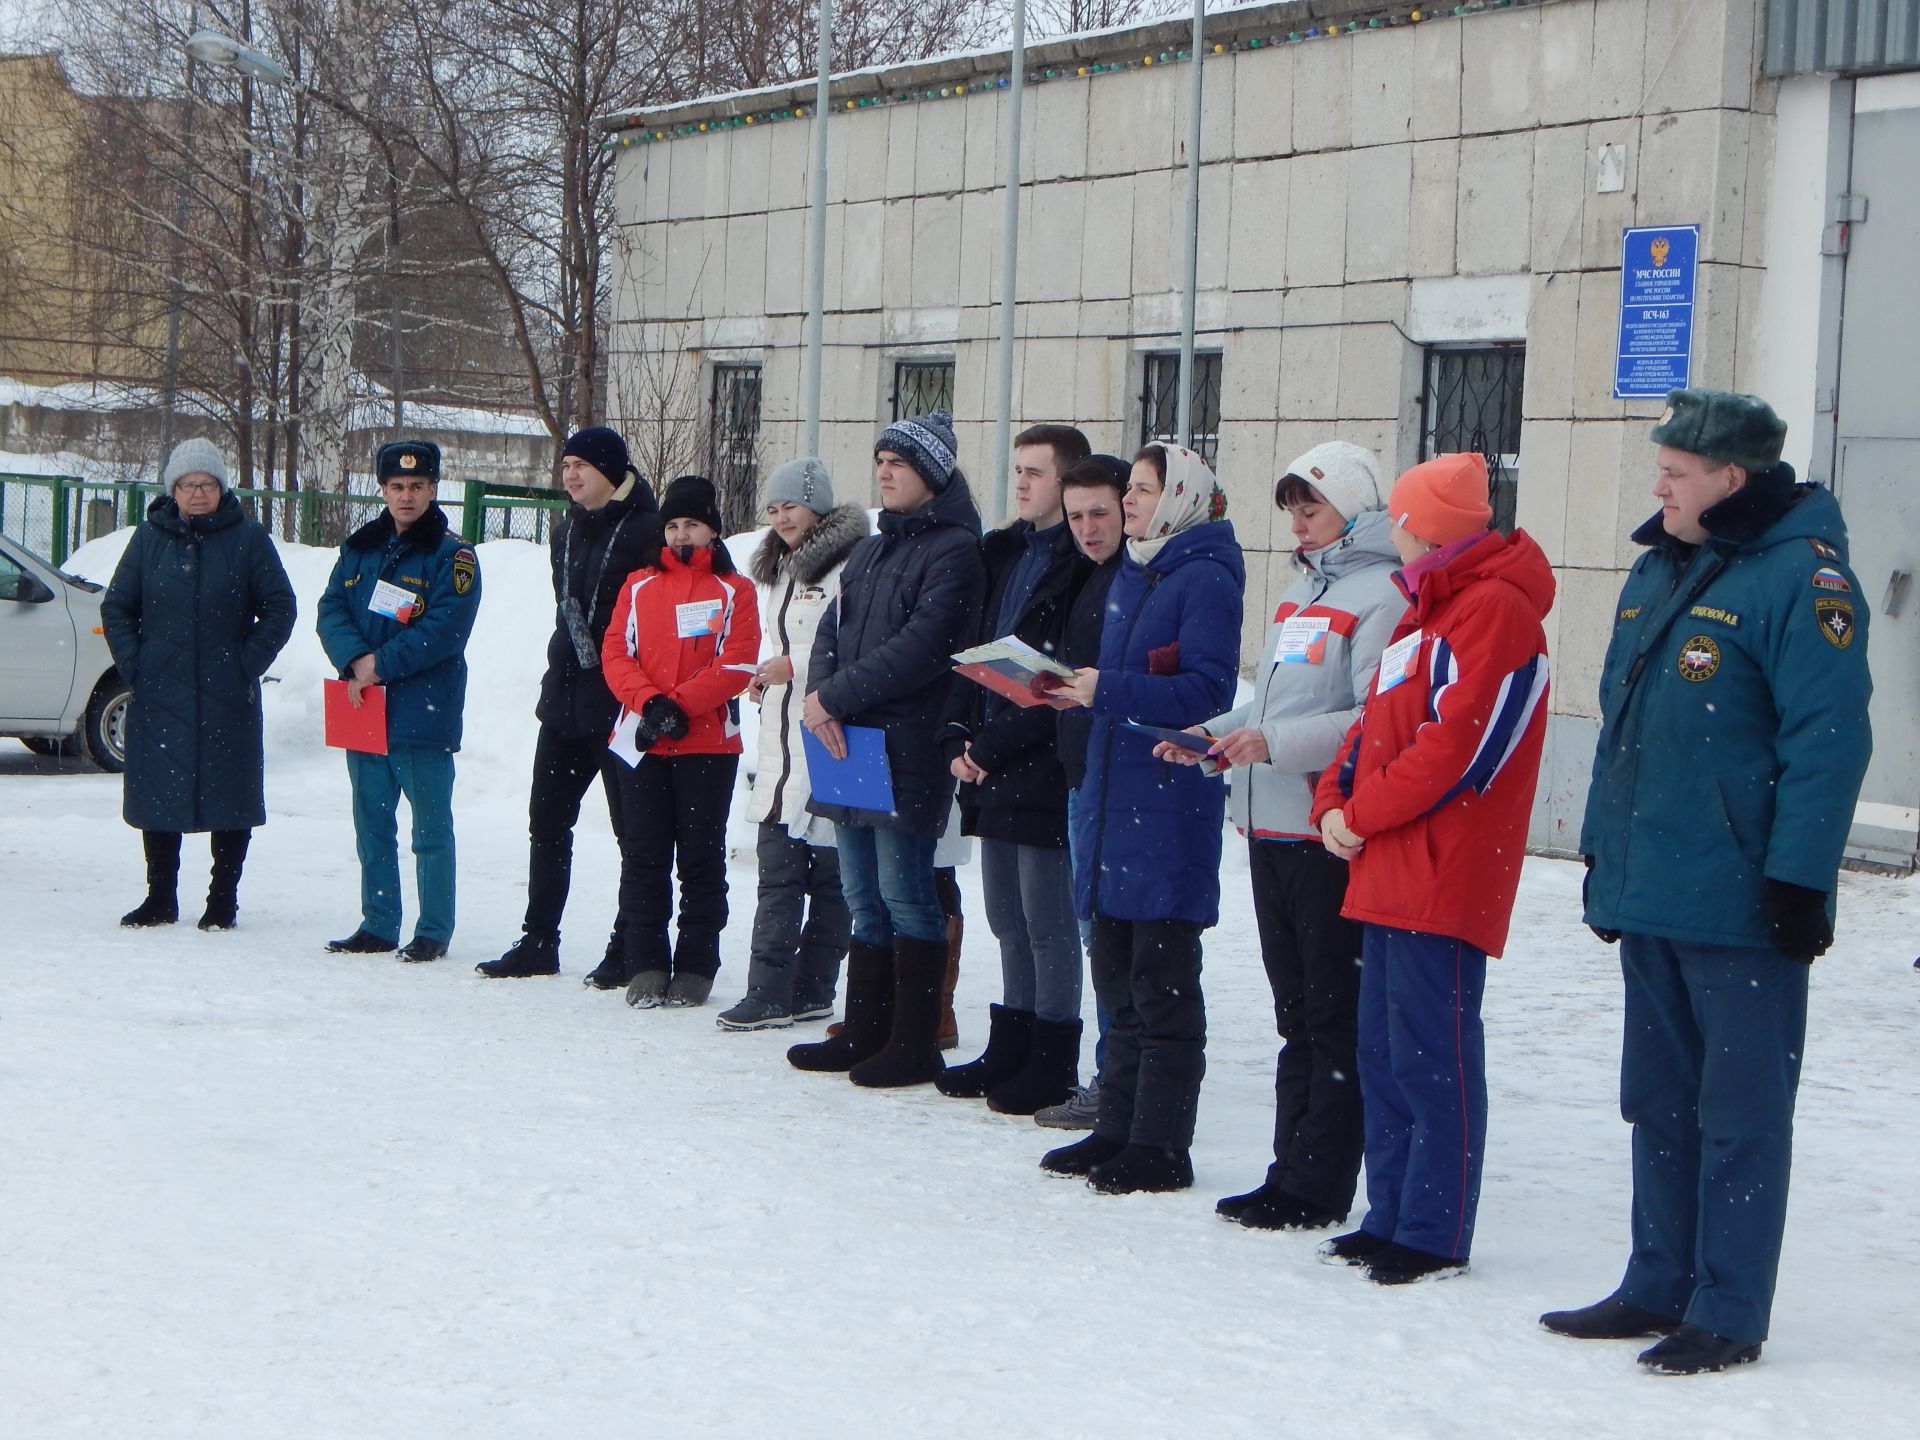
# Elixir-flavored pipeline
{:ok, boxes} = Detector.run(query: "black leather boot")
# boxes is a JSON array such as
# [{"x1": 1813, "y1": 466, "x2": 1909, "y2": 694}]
[
  {"x1": 198, "y1": 829, "x2": 250, "y2": 930},
  {"x1": 122, "y1": 830, "x2": 181, "y2": 927}
]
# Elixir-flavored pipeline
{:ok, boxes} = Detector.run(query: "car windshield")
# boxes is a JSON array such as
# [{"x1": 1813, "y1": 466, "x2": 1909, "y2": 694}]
[{"x1": 0, "y1": 534, "x2": 103, "y2": 592}]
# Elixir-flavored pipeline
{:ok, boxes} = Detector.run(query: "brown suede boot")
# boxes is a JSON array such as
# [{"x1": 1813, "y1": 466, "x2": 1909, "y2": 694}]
[{"x1": 937, "y1": 914, "x2": 962, "y2": 1050}]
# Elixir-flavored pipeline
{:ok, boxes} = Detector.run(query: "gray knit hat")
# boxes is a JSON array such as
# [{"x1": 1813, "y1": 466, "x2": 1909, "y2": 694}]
[
  {"x1": 764, "y1": 456, "x2": 833, "y2": 516},
  {"x1": 162, "y1": 437, "x2": 230, "y2": 490}
]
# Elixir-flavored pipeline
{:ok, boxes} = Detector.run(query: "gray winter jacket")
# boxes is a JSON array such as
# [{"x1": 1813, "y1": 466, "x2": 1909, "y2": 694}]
[{"x1": 1207, "y1": 509, "x2": 1404, "y2": 839}]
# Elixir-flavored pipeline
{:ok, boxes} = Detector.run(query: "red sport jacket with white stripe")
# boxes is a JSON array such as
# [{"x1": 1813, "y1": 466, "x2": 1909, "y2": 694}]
[
  {"x1": 1310, "y1": 526, "x2": 1555, "y2": 958},
  {"x1": 601, "y1": 542, "x2": 762, "y2": 757}
]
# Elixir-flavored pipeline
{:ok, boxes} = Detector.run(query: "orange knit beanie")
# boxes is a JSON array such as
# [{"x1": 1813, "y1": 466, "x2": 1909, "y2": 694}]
[{"x1": 1387, "y1": 453, "x2": 1492, "y2": 546}]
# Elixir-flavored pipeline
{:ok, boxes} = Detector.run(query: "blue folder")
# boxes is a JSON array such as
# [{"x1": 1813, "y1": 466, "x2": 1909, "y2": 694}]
[{"x1": 802, "y1": 724, "x2": 896, "y2": 812}]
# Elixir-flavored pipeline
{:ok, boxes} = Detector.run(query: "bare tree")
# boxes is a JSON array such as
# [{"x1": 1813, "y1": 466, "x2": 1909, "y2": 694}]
[{"x1": 1028, "y1": 0, "x2": 1176, "y2": 40}]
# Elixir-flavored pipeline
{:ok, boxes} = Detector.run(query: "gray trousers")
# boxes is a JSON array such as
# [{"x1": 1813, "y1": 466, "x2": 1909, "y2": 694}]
[
  {"x1": 979, "y1": 837, "x2": 1082, "y2": 1022},
  {"x1": 745, "y1": 821, "x2": 851, "y2": 1010}
]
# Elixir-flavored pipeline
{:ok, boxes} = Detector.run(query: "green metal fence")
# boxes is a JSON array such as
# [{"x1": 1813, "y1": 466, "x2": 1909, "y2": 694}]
[{"x1": 0, "y1": 472, "x2": 569, "y2": 565}]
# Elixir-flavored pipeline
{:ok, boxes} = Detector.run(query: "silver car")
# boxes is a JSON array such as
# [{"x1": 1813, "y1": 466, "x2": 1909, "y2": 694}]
[{"x1": 0, "y1": 532, "x2": 131, "y2": 770}]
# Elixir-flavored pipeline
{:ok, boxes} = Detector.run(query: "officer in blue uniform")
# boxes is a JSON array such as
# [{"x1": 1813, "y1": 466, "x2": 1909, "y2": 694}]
[
  {"x1": 1541, "y1": 390, "x2": 1873, "y2": 1374},
  {"x1": 316, "y1": 440, "x2": 482, "y2": 961}
]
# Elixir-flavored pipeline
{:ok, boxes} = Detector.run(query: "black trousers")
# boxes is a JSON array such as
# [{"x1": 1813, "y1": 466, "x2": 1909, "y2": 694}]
[
  {"x1": 1247, "y1": 838, "x2": 1365, "y2": 1214},
  {"x1": 524, "y1": 726, "x2": 627, "y2": 938},
  {"x1": 615, "y1": 753, "x2": 738, "y2": 980},
  {"x1": 1091, "y1": 914, "x2": 1206, "y2": 1150}
]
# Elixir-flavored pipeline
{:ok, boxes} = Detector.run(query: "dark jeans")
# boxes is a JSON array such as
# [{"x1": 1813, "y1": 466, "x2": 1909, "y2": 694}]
[
  {"x1": 1617, "y1": 933, "x2": 1808, "y2": 1344},
  {"x1": 745, "y1": 821, "x2": 850, "y2": 1010},
  {"x1": 1248, "y1": 838, "x2": 1365, "y2": 1214},
  {"x1": 1091, "y1": 914, "x2": 1206, "y2": 1149},
  {"x1": 980, "y1": 838, "x2": 1081, "y2": 1021},
  {"x1": 1356, "y1": 924, "x2": 1487, "y2": 1261},
  {"x1": 834, "y1": 823, "x2": 942, "y2": 947},
  {"x1": 615, "y1": 753, "x2": 738, "y2": 979},
  {"x1": 1065, "y1": 788, "x2": 1110, "y2": 1075},
  {"x1": 524, "y1": 726, "x2": 626, "y2": 939}
]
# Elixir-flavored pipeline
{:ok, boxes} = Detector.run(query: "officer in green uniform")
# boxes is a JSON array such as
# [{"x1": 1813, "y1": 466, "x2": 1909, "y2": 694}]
[
  {"x1": 1541, "y1": 390, "x2": 1873, "y2": 1373},
  {"x1": 315, "y1": 440, "x2": 482, "y2": 961}
]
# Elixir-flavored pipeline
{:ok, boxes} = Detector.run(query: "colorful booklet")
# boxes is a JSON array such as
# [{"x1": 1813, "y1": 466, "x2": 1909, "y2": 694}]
[
  {"x1": 323, "y1": 679, "x2": 388, "y2": 755},
  {"x1": 952, "y1": 636, "x2": 1079, "y2": 710}
]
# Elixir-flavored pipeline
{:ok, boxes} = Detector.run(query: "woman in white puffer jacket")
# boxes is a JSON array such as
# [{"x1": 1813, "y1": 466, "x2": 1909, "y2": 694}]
[
  {"x1": 1163, "y1": 441, "x2": 1405, "y2": 1230},
  {"x1": 716, "y1": 458, "x2": 871, "y2": 1031}
]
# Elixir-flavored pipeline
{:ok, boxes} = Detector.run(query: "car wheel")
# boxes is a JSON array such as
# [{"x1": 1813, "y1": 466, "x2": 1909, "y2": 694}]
[{"x1": 84, "y1": 677, "x2": 132, "y2": 773}]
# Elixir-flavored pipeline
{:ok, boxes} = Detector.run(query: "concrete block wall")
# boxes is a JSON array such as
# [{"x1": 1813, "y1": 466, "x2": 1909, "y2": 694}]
[{"x1": 607, "y1": 0, "x2": 1779, "y2": 849}]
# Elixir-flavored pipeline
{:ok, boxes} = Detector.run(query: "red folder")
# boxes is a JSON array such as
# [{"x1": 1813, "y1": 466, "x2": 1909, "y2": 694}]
[{"x1": 324, "y1": 679, "x2": 389, "y2": 755}]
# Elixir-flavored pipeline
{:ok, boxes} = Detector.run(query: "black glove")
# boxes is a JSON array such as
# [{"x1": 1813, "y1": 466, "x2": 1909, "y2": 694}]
[
  {"x1": 1583, "y1": 856, "x2": 1620, "y2": 945},
  {"x1": 642, "y1": 694, "x2": 689, "y2": 742},
  {"x1": 628, "y1": 710, "x2": 660, "y2": 752},
  {"x1": 1765, "y1": 879, "x2": 1833, "y2": 963}
]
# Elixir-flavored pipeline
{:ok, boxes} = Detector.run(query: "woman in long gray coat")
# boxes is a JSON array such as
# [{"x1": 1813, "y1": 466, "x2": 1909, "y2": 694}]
[{"x1": 102, "y1": 438, "x2": 297, "y2": 929}]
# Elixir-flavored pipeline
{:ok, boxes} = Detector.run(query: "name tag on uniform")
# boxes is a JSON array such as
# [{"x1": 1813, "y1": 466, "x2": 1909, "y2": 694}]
[
  {"x1": 368, "y1": 578, "x2": 419, "y2": 624},
  {"x1": 1375, "y1": 629, "x2": 1423, "y2": 694},
  {"x1": 675, "y1": 599, "x2": 724, "y2": 639},
  {"x1": 1276, "y1": 613, "x2": 1332, "y2": 665}
]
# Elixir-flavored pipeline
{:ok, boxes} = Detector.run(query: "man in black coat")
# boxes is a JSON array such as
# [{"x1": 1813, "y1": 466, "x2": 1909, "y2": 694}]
[
  {"x1": 935, "y1": 424, "x2": 1093, "y2": 1114},
  {"x1": 478, "y1": 427, "x2": 662, "y2": 981},
  {"x1": 787, "y1": 408, "x2": 986, "y2": 1088}
]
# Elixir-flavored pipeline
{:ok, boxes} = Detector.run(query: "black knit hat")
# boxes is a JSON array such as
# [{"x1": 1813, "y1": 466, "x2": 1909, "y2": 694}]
[
  {"x1": 562, "y1": 426, "x2": 637, "y2": 487},
  {"x1": 660, "y1": 474, "x2": 723, "y2": 533},
  {"x1": 377, "y1": 439, "x2": 440, "y2": 483}
]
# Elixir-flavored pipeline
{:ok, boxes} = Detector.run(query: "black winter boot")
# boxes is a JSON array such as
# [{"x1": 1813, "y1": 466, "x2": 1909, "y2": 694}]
[
  {"x1": 788, "y1": 940, "x2": 893, "y2": 1072},
  {"x1": 1040, "y1": 1132, "x2": 1126, "y2": 1177},
  {"x1": 477, "y1": 931, "x2": 562, "y2": 978},
  {"x1": 582, "y1": 933, "x2": 631, "y2": 989},
  {"x1": 934, "y1": 1005, "x2": 1034, "y2": 1099},
  {"x1": 198, "y1": 829, "x2": 250, "y2": 931},
  {"x1": 1088, "y1": 1144, "x2": 1193, "y2": 1195},
  {"x1": 987, "y1": 1015, "x2": 1083, "y2": 1115},
  {"x1": 1540, "y1": 1294, "x2": 1681, "y2": 1341},
  {"x1": 1216, "y1": 1181, "x2": 1346, "y2": 1231},
  {"x1": 122, "y1": 830, "x2": 181, "y2": 927},
  {"x1": 849, "y1": 934, "x2": 949, "y2": 1088},
  {"x1": 1637, "y1": 1324, "x2": 1761, "y2": 1375}
]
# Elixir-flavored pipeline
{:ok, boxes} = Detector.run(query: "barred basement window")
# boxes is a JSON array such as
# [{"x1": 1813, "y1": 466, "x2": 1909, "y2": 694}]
[
  {"x1": 891, "y1": 360, "x2": 954, "y2": 421},
  {"x1": 708, "y1": 363, "x2": 762, "y2": 535},
  {"x1": 1419, "y1": 345, "x2": 1525, "y2": 534},
  {"x1": 1140, "y1": 351, "x2": 1223, "y2": 469}
]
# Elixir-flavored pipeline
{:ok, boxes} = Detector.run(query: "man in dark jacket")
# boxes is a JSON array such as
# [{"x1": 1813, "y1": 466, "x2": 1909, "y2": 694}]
[
  {"x1": 936, "y1": 424, "x2": 1092, "y2": 1114},
  {"x1": 479, "y1": 427, "x2": 661, "y2": 982},
  {"x1": 1032, "y1": 452, "x2": 1130, "y2": 1131},
  {"x1": 1542, "y1": 390, "x2": 1873, "y2": 1375},
  {"x1": 786, "y1": 408, "x2": 985, "y2": 1088},
  {"x1": 316, "y1": 440, "x2": 481, "y2": 962}
]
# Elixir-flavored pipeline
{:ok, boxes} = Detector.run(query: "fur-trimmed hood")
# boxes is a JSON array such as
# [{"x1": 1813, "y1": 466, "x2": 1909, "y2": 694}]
[{"x1": 750, "y1": 503, "x2": 871, "y2": 587}]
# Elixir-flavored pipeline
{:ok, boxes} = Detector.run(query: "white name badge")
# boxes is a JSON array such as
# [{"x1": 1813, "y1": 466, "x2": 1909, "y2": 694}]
[
  {"x1": 1276, "y1": 613, "x2": 1332, "y2": 665},
  {"x1": 368, "y1": 578, "x2": 419, "y2": 624},
  {"x1": 675, "y1": 598, "x2": 725, "y2": 639},
  {"x1": 1375, "y1": 628, "x2": 1423, "y2": 694}
]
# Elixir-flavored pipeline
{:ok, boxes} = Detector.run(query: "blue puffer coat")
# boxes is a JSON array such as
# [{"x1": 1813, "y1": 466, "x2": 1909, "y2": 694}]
[
  {"x1": 102, "y1": 491, "x2": 297, "y2": 832},
  {"x1": 1581, "y1": 470, "x2": 1873, "y2": 947},
  {"x1": 1072, "y1": 519, "x2": 1245, "y2": 925},
  {"x1": 315, "y1": 505, "x2": 481, "y2": 750},
  {"x1": 807, "y1": 477, "x2": 985, "y2": 836}
]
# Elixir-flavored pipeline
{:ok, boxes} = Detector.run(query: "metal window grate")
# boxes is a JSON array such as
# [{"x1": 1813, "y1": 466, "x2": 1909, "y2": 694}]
[
  {"x1": 708, "y1": 363, "x2": 763, "y2": 535},
  {"x1": 1419, "y1": 345, "x2": 1525, "y2": 534},
  {"x1": 1140, "y1": 351, "x2": 1223, "y2": 469},
  {"x1": 891, "y1": 360, "x2": 954, "y2": 422}
]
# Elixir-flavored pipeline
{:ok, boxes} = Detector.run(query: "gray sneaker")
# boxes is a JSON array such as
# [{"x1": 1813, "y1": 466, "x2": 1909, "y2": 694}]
[
  {"x1": 1034, "y1": 1080, "x2": 1101, "y2": 1130},
  {"x1": 716, "y1": 994, "x2": 793, "y2": 1030}
]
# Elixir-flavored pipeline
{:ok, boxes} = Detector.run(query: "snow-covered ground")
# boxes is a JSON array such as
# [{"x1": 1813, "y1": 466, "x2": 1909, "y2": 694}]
[{"x1": 3, "y1": 529, "x2": 1918, "y2": 1437}]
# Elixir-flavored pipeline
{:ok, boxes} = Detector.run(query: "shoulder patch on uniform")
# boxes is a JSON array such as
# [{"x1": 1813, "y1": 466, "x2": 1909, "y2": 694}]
[
  {"x1": 1810, "y1": 566, "x2": 1851, "y2": 594},
  {"x1": 1806, "y1": 537, "x2": 1839, "y2": 561},
  {"x1": 1617, "y1": 604, "x2": 1641, "y2": 622},
  {"x1": 1676, "y1": 634, "x2": 1720, "y2": 682},
  {"x1": 1814, "y1": 596, "x2": 1855, "y2": 648},
  {"x1": 451, "y1": 546, "x2": 478, "y2": 596},
  {"x1": 1688, "y1": 604, "x2": 1740, "y2": 628}
]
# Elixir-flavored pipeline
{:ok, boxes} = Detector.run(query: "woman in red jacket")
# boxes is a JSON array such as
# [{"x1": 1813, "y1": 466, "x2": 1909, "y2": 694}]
[
  {"x1": 601, "y1": 476, "x2": 762, "y2": 1009},
  {"x1": 1308, "y1": 453, "x2": 1554, "y2": 1286}
]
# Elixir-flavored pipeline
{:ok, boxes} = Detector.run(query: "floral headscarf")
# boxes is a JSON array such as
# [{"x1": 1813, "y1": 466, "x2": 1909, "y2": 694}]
[{"x1": 1126, "y1": 443, "x2": 1228, "y2": 566}]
